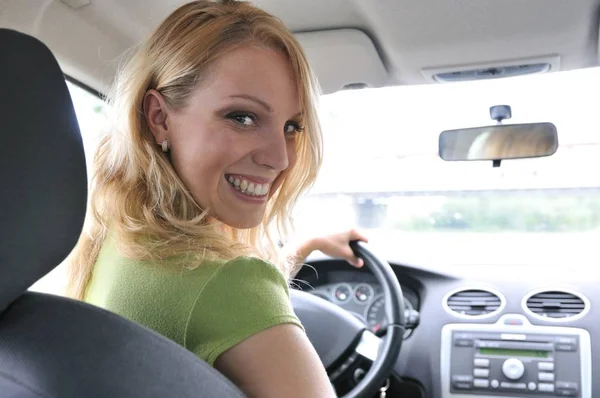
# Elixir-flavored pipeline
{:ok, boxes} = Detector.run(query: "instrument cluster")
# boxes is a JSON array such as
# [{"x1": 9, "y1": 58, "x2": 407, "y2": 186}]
[{"x1": 309, "y1": 282, "x2": 420, "y2": 336}]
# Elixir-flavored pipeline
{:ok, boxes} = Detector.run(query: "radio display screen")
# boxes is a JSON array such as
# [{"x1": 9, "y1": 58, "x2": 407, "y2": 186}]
[{"x1": 479, "y1": 348, "x2": 549, "y2": 358}]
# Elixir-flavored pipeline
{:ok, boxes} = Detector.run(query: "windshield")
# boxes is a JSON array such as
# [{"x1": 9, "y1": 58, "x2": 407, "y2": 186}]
[{"x1": 294, "y1": 67, "x2": 600, "y2": 267}]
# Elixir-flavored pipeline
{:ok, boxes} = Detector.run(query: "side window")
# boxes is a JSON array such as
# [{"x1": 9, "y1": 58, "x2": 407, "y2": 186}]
[{"x1": 28, "y1": 81, "x2": 106, "y2": 296}]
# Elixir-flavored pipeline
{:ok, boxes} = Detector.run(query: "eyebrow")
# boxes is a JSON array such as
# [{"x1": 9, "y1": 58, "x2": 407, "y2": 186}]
[
  {"x1": 228, "y1": 94, "x2": 303, "y2": 119},
  {"x1": 228, "y1": 94, "x2": 273, "y2": 113}
]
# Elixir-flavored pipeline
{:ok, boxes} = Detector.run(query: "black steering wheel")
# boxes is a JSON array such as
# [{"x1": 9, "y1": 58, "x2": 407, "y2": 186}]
[{"x1": 291, "y1": 241, "x2": 405, "y2": 398}]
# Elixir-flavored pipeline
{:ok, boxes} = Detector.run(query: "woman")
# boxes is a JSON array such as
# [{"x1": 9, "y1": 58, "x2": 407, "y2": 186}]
[{"x1": 67, "y1": 1, "x2": 366, "y2": 397}]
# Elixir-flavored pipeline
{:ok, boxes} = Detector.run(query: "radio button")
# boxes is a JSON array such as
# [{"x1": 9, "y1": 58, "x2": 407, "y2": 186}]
[
  {"x1": 539, "y1": 372, "x2": 555, "y2": 382},
  {"x1": 500, "y1": 382, "x2": 526, "y2": 390},
  {"x1": 557, "y1": 337, "x2": 577, "y2": 345},
  {"x1": 474, "y1": 379, "x2": 490, "y2": 388},
  {"x1": 538, "y1": 362, "x2": 555, "y2": 371},
  {"x1": 490, "y1": 380, "x2": 499, "y2": 389},
  {"x1": 556, "y1": 381, "x2": 579, "y2": 396},
  {"x1": 556, "y1": 381, "x2": 578, "y2": 391},
  {"x1": 454, "y1": 338, "x2": 473, "y2": 347},
  {"x1": 454, "y1": 383, "x2": 471, "y2": 390},
  {"x1": 474, "y1": 369, "x2": 490, "y2": 378},
  {"x1": 452, "y1": 375, "x2": 473, "y2": 389},
  {"x1": 502, "y1": 358, "x2": 525, "y2": 380},
  {"x1": 557, "y1": 390, "x2": 578, "y2": 397},
  {"x1": 528, "y1": 382, "x2": 537, "y2": 391},
  {"x1": 452, "y1": 375, "x2": 472, "y2": 382},
  {"x1": 474, "y1": 358, "x2": 490, "y2": 368},
  {"x1": 556, "y1": 343, "x2": 576, "y2": 352},
  {"x1": 539, "y1": 383, "x2": 555, "y2": 393}
]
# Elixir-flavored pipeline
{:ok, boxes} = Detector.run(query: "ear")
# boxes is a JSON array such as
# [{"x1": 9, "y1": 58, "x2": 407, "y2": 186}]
[{"x1": 143, "y1": 89, "x2": 170, "y2": 145}]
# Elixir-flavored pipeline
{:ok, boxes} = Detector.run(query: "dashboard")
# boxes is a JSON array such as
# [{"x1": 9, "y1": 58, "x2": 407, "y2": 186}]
[
  {"x1": 294, "y1": 257, "x2": 599, "y2": 398},
  {"x1": 306, "y1": 280, "x2": 420, "y2": 336}
]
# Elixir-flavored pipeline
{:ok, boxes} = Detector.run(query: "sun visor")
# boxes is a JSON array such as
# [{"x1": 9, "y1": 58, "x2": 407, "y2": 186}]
[{"x1": 295, "y1": 29, "x2": 388, "y2": 94}]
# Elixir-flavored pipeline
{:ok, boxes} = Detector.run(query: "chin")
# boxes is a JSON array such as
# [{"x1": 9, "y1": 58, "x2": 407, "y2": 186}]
[{"x1": 218, "y1": 213, "x2": 264, "y2": 230}]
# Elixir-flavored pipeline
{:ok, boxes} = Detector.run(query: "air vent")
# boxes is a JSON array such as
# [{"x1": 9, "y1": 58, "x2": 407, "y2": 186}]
[
  {"x1": 525, "y1": 291, "x2": 587, "y2": 319},
  {"x1": 445, "y1": 289, "x2": 502, "y2": 317}
]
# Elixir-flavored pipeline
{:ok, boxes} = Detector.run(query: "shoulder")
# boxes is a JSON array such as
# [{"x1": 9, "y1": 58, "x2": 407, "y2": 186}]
[
  {"x1": 214, "y1": 256, "x2": 290, "y2": 290},
  {"x1": 185, "y1": 256, "x2": 302, "y2": 366}
]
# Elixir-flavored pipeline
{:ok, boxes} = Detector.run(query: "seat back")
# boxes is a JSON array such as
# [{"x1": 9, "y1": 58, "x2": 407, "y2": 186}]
[{"x1": 0, "y1": 29, "x2": 244, "y2": 398}]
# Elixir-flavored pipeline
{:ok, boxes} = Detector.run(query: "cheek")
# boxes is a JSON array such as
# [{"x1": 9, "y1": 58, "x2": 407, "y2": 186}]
[
  {"x1": 271, "y1": 141, "x2": 299, "y2": 194},
  {"x1": 287, "y1": 140, "x2": 298, "y2": 168},
  {"x1": 169, "y1": 126, "x2": 233, "y2": 195}
]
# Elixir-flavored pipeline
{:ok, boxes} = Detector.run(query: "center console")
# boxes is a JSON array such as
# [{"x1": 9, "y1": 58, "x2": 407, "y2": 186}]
[{"x1": 441, "y1": 314, "x2": 591, "y2": 398}]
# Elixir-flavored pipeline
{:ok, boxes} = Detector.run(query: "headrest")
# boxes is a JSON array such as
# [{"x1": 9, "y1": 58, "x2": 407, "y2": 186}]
[{"x1": 0, "y1": 29, "x2": 87, "y2": 311}]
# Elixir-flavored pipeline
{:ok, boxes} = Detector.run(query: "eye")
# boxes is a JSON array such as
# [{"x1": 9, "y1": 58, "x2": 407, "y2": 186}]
[
  {"x1": 284, "y1": 121, "x2": 304, "y2": 136},
  {"x1": 227, "y1": 112, "x2": 257, "y2": 127}
]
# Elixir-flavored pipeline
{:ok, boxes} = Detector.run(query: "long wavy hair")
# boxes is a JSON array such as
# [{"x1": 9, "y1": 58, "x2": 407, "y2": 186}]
[{"x1": 66, "y1": 0, "x2": 322, "y2": 299}]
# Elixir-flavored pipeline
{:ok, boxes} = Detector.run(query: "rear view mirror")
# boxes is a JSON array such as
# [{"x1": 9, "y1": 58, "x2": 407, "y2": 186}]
[{"x1": 439, "y1": 122, "x2": 558, "y2": 162}]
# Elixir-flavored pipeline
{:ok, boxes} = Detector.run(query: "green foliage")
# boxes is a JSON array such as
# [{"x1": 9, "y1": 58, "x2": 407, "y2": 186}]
[{"x1": 394, "y1": 194, "x2": 600, "y2": 232}]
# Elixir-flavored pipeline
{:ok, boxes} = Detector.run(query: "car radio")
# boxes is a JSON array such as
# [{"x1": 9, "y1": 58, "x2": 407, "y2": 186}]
[{"x1": 441, "y1": 314, "x2": 591, "y2": 398}]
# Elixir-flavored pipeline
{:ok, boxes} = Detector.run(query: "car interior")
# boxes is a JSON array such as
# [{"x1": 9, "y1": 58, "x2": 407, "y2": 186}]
[{"x1": 2, "y1": 1, "x2": 599, "y2": 397}]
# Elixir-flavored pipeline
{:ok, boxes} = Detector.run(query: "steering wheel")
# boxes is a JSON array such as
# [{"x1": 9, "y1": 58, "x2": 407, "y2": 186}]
[{"x1": 291, "y1": 241, "x2": 405, "y2": 398}]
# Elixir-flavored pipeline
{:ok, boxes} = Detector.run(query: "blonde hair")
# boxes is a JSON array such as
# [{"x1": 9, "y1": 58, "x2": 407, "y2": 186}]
[{"x1": 66, "y1": 0, "x2": 322, "y2": 299}]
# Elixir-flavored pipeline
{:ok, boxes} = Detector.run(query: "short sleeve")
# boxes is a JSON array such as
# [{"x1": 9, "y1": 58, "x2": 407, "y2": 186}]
[{"x1": 184, "y1": 256, "x2": 303, "y2": 366}]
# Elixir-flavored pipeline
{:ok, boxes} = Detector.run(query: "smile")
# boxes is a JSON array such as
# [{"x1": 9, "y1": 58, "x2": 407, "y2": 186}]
[{"x1": 225, "y1": 174, "x2": 271, "y2": 197}]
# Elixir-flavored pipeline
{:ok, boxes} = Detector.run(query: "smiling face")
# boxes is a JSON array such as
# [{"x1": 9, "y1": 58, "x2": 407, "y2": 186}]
[{"x1": 145, "y1": 45, "x2": 303, "y2": 229}]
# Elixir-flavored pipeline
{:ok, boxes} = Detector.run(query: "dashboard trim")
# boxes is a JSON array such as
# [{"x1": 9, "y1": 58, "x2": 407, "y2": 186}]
[
  {"x1": 442, "y1": 286, "x2": 507, "y2": 320},
  {"x1": 440, "y1": 313, "x2": 592, "y2": 398},
  {"x1": 521, "y1": 287, "x2": 591, "y2": 323}
]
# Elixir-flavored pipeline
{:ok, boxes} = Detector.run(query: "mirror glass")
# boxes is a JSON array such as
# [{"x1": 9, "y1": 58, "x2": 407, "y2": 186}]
[{"x1": 439, "y1": 123, "x2": 558, "y2": 161}]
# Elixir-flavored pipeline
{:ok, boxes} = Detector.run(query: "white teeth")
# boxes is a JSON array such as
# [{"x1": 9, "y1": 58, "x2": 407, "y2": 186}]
[{"x1": 227, "y1": 176, "x2": 269, "y2": 197}]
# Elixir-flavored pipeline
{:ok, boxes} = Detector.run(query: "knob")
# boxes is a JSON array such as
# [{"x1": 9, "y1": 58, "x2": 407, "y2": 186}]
[{"x1": 502, "y1": 358, "x2": 525, "y2": 380}]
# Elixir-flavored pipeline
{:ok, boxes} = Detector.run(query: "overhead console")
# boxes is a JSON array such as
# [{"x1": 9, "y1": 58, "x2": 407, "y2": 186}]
[{"x1": 441, "y1": 314, "x2": 591, "y2": 398}]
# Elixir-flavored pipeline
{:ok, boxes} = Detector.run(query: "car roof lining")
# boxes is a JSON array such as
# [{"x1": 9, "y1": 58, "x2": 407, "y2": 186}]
[{"x1": 2, "y1": 0, "x2": 600, "y2": 95}]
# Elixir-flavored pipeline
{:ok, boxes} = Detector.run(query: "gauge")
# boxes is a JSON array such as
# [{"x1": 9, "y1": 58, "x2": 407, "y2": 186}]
[
  {"x1": 354, "y1": 283, "x2": 374, "y2": 303},
  {"x1": 365, "y1": 294, "x2": 414, "y2": 333},
  {"x1": 333, "y1": 283, "x2": 352, "y2": 303}
]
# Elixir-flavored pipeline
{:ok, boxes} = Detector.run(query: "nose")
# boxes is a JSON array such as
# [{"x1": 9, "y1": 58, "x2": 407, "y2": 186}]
[{"x1": 253, "y1": 129, "x2": 290, "y2": 171}]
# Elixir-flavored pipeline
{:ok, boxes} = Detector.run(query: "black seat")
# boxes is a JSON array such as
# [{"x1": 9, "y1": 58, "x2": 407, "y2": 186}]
[{"x1": 0, "y1": 28, "x2": 245, "y2": 398}]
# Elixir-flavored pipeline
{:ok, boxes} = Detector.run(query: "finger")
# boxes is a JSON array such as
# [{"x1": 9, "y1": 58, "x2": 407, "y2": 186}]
[
  {"x1": 352, "y1": 257, "x2": 364, "y2": 268},
  {"x1": 348, "y1": 228, "x2": 369, "y2": 243},
  {"x1": 340, "y1": 248, "x2": 363, "y2": 268},
  {"x1": 345, "y1": 257, "x2": 363, "y2": 268}
]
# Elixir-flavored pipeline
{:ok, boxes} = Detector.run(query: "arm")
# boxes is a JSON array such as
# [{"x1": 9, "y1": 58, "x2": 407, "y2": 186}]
[
  {"x1": 184, "y1": 257, "x2": 336, "y2": 396},
  {"x1": 288, "y1": 229, "x2": 369, "y2": 278},
  {"x1": 215, "y1": 324, "x2": 336, "y2": 398}
]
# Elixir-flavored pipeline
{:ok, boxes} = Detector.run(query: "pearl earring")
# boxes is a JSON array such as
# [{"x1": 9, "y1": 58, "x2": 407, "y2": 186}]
[{"x1": 161, "y1": 139, "x2": 168, "y2": 153}]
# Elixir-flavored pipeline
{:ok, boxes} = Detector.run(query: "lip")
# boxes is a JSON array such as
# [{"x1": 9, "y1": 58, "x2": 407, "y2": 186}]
[
  {"x1": 225, "y1": 173, "x2": 274, "y2": 185},
  {"x1": 226, "y1": 178, "x2": 269, "y2": 204}
]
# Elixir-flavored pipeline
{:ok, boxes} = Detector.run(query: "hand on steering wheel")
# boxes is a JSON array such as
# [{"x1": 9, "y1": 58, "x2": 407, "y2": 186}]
[
  {"x1": 291, "y1": 229, "x2": 369, "y2": 268},
  {"x1": 291, "y1": 241, "x2": 405, "y2": 398}
]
